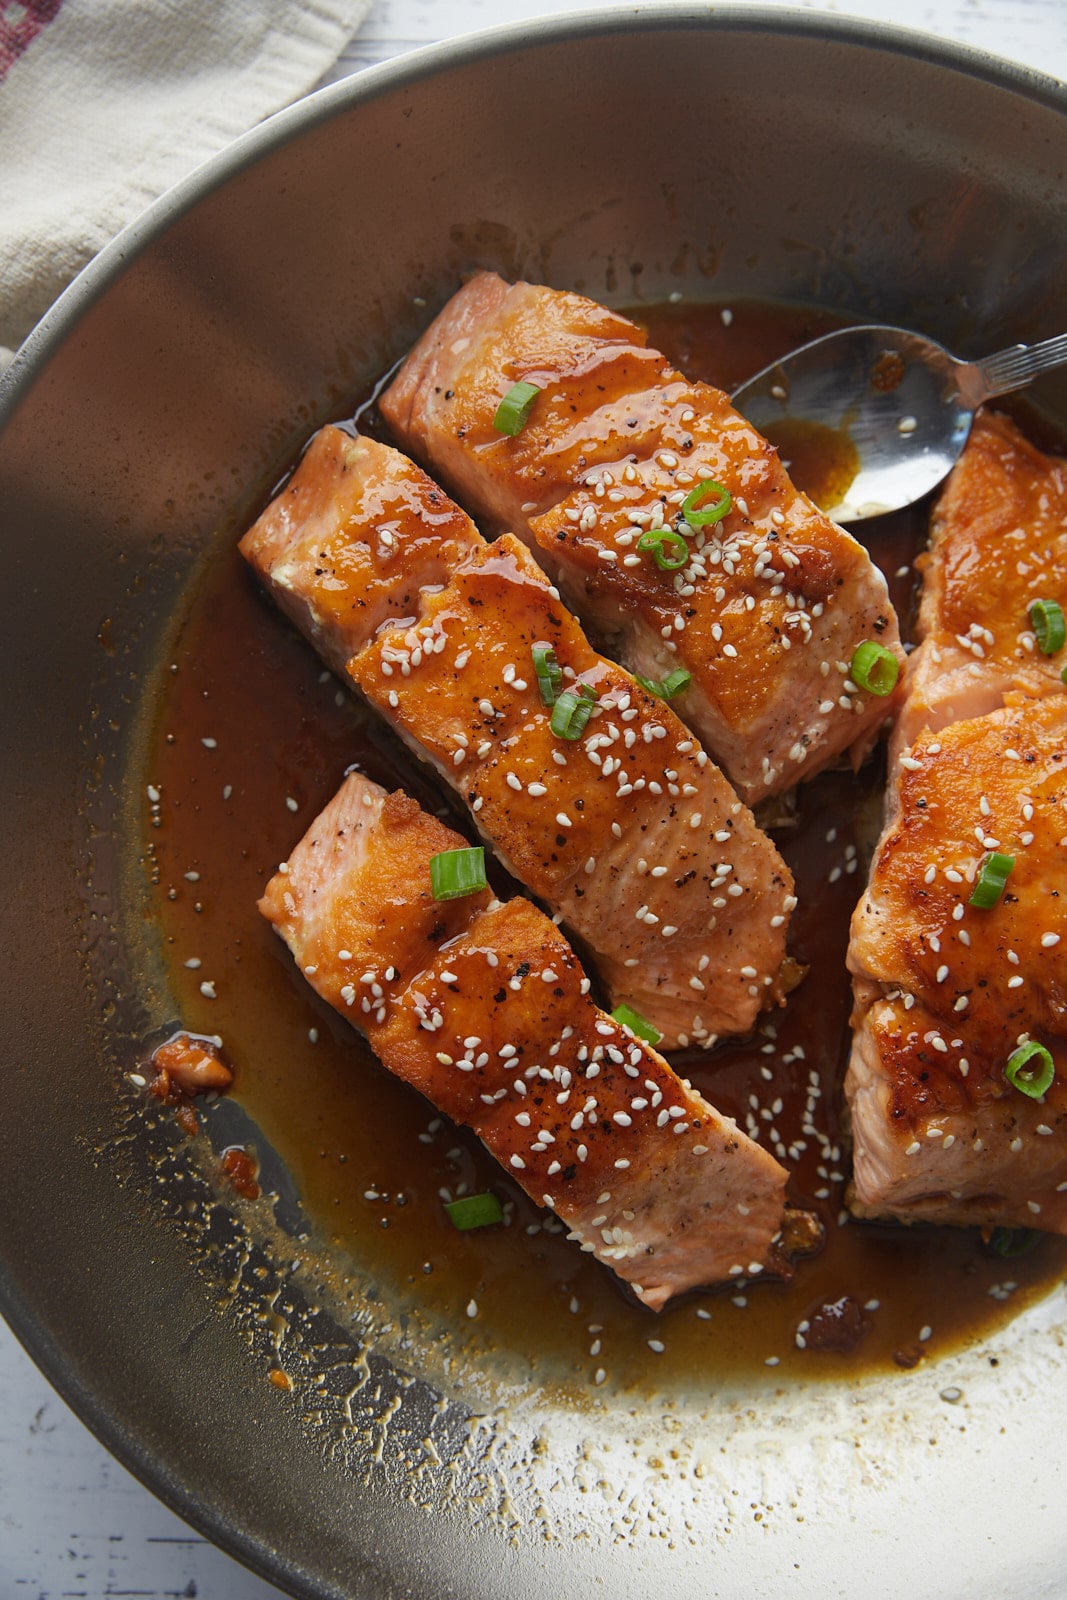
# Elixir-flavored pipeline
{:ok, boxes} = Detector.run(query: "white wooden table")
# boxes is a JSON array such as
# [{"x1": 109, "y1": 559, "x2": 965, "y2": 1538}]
[{"x1": 2, "y1": 1, "x2": 1062, "y2": 1595}]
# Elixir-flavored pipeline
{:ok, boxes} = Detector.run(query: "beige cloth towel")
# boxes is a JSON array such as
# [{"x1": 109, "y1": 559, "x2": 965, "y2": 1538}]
[{"x1": 0, "y1": 0, "x2": 370, "y2": 368}]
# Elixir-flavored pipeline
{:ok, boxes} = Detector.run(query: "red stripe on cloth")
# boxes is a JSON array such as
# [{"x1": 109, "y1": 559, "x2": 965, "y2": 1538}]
[{"x1": 0, "y1": 0, "x2": 64, "y2": 84}]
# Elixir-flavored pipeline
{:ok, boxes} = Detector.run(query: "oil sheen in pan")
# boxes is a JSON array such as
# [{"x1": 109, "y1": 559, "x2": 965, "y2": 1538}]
[{"x1": 140, "y1": 297, "x2": 1067, "y2": 1397}]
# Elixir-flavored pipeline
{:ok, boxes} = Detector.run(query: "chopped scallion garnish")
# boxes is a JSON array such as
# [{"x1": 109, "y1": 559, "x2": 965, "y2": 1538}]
[
  {"x1": 987, "y1": 1226, "x2": 1039, "y2": 1259},
  {"x1": 637, "y1": 527, "x2": 689, "y2": 571},
  {"x1": 531, "y1": 642, "x2": 562, "y2": 707},
  {"x1": 610, "y1": 1003, "x2": 662, "y2": 1046},
  {"x1": 635, "y1": 668, "x2": 692, "y2": 701},
  {"x1": 969, "y1": 851, "x2": 1015, "y2": 909},
  {"x1": 493, "y1": 380, "x2": 541, "y2": 436},
  {"x1": 445, "y1": 1192, "x2": 504, "y2": 1230},
  {"x1": 1004, "y1": 1040, "x2": 1055, "y2": 1100},
  {"x1": 850, "y1": 640, "x2": 899, "y2": 696},
  {"x1": 430, "y1": 846, "x2": 487, "y2": 901},
  {"x1": 1029, "y1": 597, "x2": 1065, "y2": 655},
  {"x1": 681, "y1": 478, "x2": 731, "y2": 529},
  {"x1": 550, "y1": 683, "x2": 597, "y2": 740}
]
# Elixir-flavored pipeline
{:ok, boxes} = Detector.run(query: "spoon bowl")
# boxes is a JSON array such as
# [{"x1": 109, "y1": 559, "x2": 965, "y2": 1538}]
[{"x1": 731, "y1": 324, "x2": 1067, "y2": 522}]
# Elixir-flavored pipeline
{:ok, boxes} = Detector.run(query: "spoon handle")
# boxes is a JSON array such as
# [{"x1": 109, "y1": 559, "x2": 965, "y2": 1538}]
[{"x1": 967, "y1": 333, "x2": 1067, "y2": 401}]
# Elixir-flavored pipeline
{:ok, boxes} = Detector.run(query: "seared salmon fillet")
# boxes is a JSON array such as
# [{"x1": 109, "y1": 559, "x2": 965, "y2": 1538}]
[
  {"x1": 242, "y1": 428, "x2": 795, "y2": 1049},
  {"x1": 260, "y1": 772, "x2": 792, "y2": 1307},
  {"x1": 238, "y1": 427, "x2": 481, "y2": 674},
  {"x1": 847, "y1": 697, "x2": 1067, "y2": 1231},
  {"x1": 380, "y1": 272, "x2": 904, "y2": 804},
  {"x1": 895, "y1": 412, "x2": 1067, "y2": 752}
]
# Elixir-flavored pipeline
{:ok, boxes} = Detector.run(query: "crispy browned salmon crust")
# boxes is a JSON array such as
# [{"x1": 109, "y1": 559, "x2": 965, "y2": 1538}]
[{"x1": 381, "y1": 272, "x2": 904, "y2": 804}]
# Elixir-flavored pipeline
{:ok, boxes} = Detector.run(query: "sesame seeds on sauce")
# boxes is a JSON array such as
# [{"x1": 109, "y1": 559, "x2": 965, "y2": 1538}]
[{"x1": 145, "y1": 297, "x2": 1067, "y2": 1393}]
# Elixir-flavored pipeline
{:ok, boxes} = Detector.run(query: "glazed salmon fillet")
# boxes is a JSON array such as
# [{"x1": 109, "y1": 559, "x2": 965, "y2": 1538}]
[
  {"x1": 847, "y1": 698, "x2": 1067, "y2": 1230},
  {"x1": 895, "y1": 412, "x2": 1067, "y2": 752},
  {"x1": 238, "y1": 427, "x2": 481, "y2": 674},
  {"x1": 846, "y1": 417, "x2": 1067, "y2": 1231},
  {"x1": 259, "y1": 772, "x2": 793, "y2": 1307},
  {"x1": 380, "y1": 273, "x2": 904, "y2": 804},
  {"x1": 242, "y1": 428, "x2": 795, "y2": 1049}
]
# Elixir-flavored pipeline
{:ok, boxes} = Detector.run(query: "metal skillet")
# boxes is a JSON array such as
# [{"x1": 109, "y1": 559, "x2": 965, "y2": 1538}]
[{"x1": 1, "y1": 8, "x2": 1066, "y2": 1597}]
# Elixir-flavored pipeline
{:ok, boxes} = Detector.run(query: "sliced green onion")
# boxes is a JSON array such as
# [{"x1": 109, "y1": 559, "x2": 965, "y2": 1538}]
[
  {"x1": 611, "y1": 1003, "x2": 662, "y2": 1046},
  {"x1": 531, "y1": 642, "x2": 562, "y2": 707},
  {"x1": 1030, "y1": 598, "x2": 1065, "y2": 655},
  {"x1": 550, "y1": 683, "x2": 597, "y2": 740},
  {"x1": 968, "y1": 851, "x2": 1015, "y2": 909},
  {"x1": 637, "y1": 527, "x2": 689, "y2": 571},
  {"x1": 1004, "y1": 1040, "x2": 1055, "y2": 1100},
  {"x1": 850, "y1": 640, "x2": 899, "y2": 697},
  {"x1": 681, "y1": 478, "x2": 732, "y2": 529},
  {"x1": 445, "y1": 1192, "x2": 503, "y2": 1230},
  {"x1": 635, "y1": 668, "x2": 692, "y2": 701},
  {"x1": 987, "y1": 1226, "x2": 1039, "y2": 1259},
  {"x1": 430, "y1": 846, "x2": 487, "y2": 901},
  {"x1": 493, "y1": 380, "x2": 541, "y2": 436}
]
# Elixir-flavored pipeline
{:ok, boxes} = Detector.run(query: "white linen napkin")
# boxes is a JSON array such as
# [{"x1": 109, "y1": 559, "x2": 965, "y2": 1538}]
[{"x1": 0, "y1": 0, "x2": 371, "y2": 369}]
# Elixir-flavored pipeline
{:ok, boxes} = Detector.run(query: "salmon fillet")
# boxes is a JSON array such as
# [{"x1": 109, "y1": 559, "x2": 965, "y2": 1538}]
[
  {"x1": 894, "y1": 411, "x2": 1067, "y2": 752},
  {"x1": 380, "y1": 272, "x2": 904, "y2": 804},
  {"x1": 238, "y1": 427, "x2": 481, "y2": 674},
  {"x1": 260, "y1": 772, "x2": 792, "y2": 1307},
  {"x1": 847, "y1": 698, "x2": 1067, "y2": 1230},
  {"x1": 846, "y1": 415, "x2": 1067, "y2": 1231},
  {"x1": 242, "y1": 427, "x2": 795, "y2": 1050}
]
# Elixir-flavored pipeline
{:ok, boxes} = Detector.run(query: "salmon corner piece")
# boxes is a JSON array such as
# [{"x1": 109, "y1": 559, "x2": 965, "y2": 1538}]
[
  {"x1": 381, "y1": 271, "x2": 904, "y2": 803},
  {"x1": 260, "y1": 771, "x2": 793, "y2": 1305},
  {"x1": 846, "y1": 687, "x2": 1067, "y2": 1231},
  {"x1": 239, "y1": 426, "x2": 482, "y2": 674},
  {"x1": 894, "y1": 411, "x2": 1067, "y2": 752}
]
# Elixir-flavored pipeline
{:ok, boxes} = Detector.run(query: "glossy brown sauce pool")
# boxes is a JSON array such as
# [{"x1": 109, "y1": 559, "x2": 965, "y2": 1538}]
[
  {"x1": 760, "y1": 416, "x2": 862, "y2": 515},
  {"x1": 143, "y1": 296, "x2": 1067, "y2": 1394}
]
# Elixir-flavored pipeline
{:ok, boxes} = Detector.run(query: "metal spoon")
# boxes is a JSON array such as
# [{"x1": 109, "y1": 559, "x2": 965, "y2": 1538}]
[{"x1": 730, "y1": 324, "x2": 1067, "y2": 523}]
